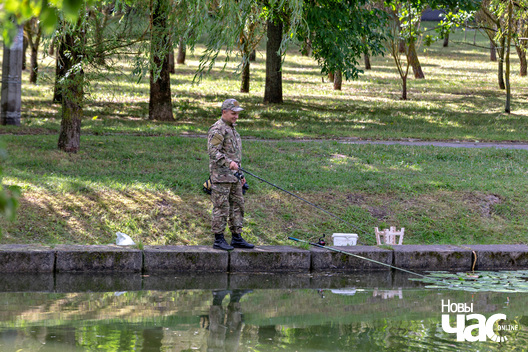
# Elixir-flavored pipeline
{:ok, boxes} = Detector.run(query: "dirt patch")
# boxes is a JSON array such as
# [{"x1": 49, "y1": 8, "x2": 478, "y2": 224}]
[
  {"x1": 346, "y1": 193, "x2": 390, "y2": 220},
  {"x1": 462, "y1": 192, "x2": 502, "y2": 218},
  {"x1": 346, "y1": 193, "x2": 366, "y2": 205},
  {"x1": 367, "y1": 206, "x2": 390, "y2": 220}
]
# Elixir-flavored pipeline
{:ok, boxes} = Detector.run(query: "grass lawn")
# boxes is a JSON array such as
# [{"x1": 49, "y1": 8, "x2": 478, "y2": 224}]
[{"x1": 1, "y1": 23, "x2": 528, "y2": 246}]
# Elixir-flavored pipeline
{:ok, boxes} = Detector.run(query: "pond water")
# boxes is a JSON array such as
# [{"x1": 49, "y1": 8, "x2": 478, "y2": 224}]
[{"x1": 0, "y1": 272, "x2": 526, "y2": 351}]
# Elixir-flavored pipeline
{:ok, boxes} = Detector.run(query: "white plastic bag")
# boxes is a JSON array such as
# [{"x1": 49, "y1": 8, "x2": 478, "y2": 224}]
[{"x1": 116, "y1": 232, "x2": 136, "y2": 246}]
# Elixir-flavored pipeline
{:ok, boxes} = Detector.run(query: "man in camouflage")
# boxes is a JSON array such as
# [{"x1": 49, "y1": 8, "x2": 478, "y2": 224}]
[{"x1": 208, "y1": 99, "x2": 255, "y2": 251}]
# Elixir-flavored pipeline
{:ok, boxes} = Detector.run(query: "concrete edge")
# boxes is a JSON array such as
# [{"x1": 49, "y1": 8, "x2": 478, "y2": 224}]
[{"x1": 0, "y1": 244, "x2": 527, "y2": 273}]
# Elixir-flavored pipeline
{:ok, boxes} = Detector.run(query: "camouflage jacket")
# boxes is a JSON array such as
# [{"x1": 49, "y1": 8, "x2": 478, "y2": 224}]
[{"x1": 208, "y1": 118, "x2": 242, "y2": 183}]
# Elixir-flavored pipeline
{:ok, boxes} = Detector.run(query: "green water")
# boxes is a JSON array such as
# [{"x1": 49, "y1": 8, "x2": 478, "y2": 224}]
[{"x1": 0, "y1": 273, "x2": 527, "y2": 351}]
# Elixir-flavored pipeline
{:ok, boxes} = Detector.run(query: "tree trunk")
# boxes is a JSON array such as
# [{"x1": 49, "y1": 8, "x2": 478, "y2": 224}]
[
  {"x1": 263, "y1": 18, "x2": 283, "y2": 104},
  {"x1": 93, "y1": 13, "x2": 105, "y2": 65},
  {"x1": 498, "y1": 36, "x2": 505, "y2": 90},
  {"x1": 408, "y1": 40, "x2": 425, "y2": 79},
  {"x1": 302, "y1": 37, "x2": 312, "y2": 56},
  {"x1": 399, "y1": 39, "x2": 405, "y2": 53},
  {"x1": 364, "y1": 50, "x2": 371, "y2": 70},
  {"x1": 27, "y1": 18, "x2": 41, "y2": 85},
  {"x1": 328, "y1": 72, "x2": 334, "y2": 82},
  {"x1": 168, "y1": 50, "x2": 175, "y2": 73},
  {"x1": 22, "y1": 33, "x2": 28, "y2": 70},
  {"x1": 58, "y1": 22, "x2": 85, "y2": 153},
  {"x1": 29, "y1": 46, "x2": 39, "y2": 84},
  {"x1": 176, "y1": 37, "x2": 186, "y2": 64},
  {"x1": 240, "y1": 59, "x2": 250, "y2": 93},
  {"x1": 53, "y1": 35, "x2": 68, "y2": 103},
  {"x1": 401, "y1": 75, "x2": 407, "y2": 100},
  {"x1": 333, "y1": 70, "x2": 342, "y2": 90},
  {"x1": 504, "y1": 0, "x2": 512, "y2": 113},
  {"x1": 516, "y1": 45, "x2": 527, "y2": 77},
  {"x1": 150, "y1": 53, "x2": 173, "y2": 120},
  {"x1": 149, "y1": 0, "x2": 174, "y2": 121},
  {"x1": 48, "y1": 36, "x2": 55, "y2": 56},
  {"x1": 490, "y1": 40, "x2": 497, "y2": 62},
  {"x1": 443, "y1": 33, "x2": 449, "y2": 47},
  {"x1": 1, "y1": 25, "x2": 23, "y2": 126}
]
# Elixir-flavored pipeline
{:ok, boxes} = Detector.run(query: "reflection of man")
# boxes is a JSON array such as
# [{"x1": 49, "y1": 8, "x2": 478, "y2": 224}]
[{"x1": 207, "y1": 290, "x2": 251, "y2": 352}]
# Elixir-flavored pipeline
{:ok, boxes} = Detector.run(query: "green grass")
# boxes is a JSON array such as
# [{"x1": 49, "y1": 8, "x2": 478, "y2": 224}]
[
  {"x1": 1, "y1": 23, "x2": 528, "y2": 246},
  {"x1": 1, "y1": 134, "x2": 527, "y2": 246}
]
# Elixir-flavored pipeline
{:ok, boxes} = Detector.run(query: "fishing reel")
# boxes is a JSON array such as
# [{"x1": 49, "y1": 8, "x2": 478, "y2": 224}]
[
  {"x1": 234, "y1": 170, "x2": 249, "y2": 194},
  {"x1": 234, "y1": 170, "x2": 244, "y2": 180},
  {"x1": 202, "y1": 170, "x2": 249, "y2": 196},
  {"x1": 317, "y1": 234, "x2": 326, "y2": 246}
]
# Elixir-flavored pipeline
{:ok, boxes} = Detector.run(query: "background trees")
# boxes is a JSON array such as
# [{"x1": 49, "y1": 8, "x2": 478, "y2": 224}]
[
  {"x1": 440, "y1": 0, "x2": 527, "y2": 112},
  {"x1": 2, "y1": 0, "x2": 527, "y2": 147}
]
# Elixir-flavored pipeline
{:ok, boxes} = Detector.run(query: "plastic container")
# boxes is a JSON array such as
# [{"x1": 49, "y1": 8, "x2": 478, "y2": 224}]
[
  {"x1": 116, "y1": 232, "x2": 136, "y2": 246},
  {"x1": 332, "y1": 233, "x2": 358, "y2": 246}
]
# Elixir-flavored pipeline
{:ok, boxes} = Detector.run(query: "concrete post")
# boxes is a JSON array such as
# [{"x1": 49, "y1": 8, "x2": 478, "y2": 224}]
[{"x1": 1, "y1": 24, "x2": 24, "y2": 126}]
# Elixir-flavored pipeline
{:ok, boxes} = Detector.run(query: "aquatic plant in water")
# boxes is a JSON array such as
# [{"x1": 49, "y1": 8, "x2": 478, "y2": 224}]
[{"x1": 411, "y1": 270, "x2": 528, "y2": 293}]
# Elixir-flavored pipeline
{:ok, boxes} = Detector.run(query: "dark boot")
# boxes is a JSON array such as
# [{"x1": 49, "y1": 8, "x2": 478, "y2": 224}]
[
  {"x1": 213, "y1": 233, "x2": 234, "y2": 251},
  {"x1": 230, "y1": 233, "x2": 255, "y2": 249},
  {"x1": 230, "y1": 289, "x2": 253, "y2": 303},
  {"x1": 212, "y1": 290, "x2": 231, "y2": 305}
]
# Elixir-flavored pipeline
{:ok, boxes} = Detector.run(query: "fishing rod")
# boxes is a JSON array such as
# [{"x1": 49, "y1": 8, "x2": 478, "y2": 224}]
[
  {"x1": 288, "y1": 236, "x2": 428, "y2": 279},
  {"x1": 239, "y1": 167, "x2": 373, "y2": 242},
  {"x1": 239, "y1": 168, "x2": 432, "y2": 281}
]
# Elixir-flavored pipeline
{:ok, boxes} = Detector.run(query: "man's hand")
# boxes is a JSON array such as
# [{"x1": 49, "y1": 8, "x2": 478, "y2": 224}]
[{"x1": 229, "y1": 161, "x2": 239, "y2": 171}]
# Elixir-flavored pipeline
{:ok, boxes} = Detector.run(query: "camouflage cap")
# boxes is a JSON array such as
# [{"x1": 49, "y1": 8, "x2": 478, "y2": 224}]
[{"x1": 221, "y1": 99, "x2": 244, "y2": 112}]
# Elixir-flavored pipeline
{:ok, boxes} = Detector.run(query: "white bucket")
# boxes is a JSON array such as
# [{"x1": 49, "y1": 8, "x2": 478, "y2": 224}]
[{"x1": 332, "y1": 233, "x2": 358, "y2": 246}]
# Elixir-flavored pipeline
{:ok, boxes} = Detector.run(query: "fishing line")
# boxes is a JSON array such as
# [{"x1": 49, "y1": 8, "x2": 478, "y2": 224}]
[
  {"x1": 241, "y1": 167, "x2": 434, "y2": 281},
  {"x1": 288, "y1": 236, "x2": 429, "y2": 279},
  {"x1": 239, "y1": 167, "x2": 373, "y2": 243}
]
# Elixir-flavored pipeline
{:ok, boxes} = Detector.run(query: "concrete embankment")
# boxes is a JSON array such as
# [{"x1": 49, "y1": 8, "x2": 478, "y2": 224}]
[{"x1": 1, "y1": 244, "x2": 528, "y2": 274}]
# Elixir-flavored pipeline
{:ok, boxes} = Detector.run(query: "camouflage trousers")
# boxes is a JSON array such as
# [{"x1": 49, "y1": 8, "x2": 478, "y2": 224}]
[{"x1": 211, "y1": 181, "x2": 244, "y2": 235}]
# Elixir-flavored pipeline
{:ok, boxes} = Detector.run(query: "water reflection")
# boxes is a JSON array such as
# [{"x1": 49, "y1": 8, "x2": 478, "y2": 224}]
[
  {"x1": 0, "y1": 272, "x2": 526, "y2": 351},
  {"x1": 207, "y1": 290, "x2": 250, "y2": 352}
]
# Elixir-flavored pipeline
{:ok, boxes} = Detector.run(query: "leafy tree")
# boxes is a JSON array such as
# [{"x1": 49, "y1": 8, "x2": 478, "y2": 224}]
[
  {"x1": 402, "y1": 4, "x2": 426, "y2": 79},
  {"x1": 300, "y1": 0, "x2": 387, "y2": 88},
  {"x1": 474, "y1": 0, "x2": 507, "y2": 89},
  {"x1": 239, "y1": 3, "x2": 265, "y2": 93},
  {"x1": 385, "y1": 2, "x2": 412, "y2": 99},
  {"x1": 381, "y1": 0, "x2": 426, "y2": 81},
  {"x1": 0, "y1": 0, "x2": 88, "y2": 43},
  {"x1": 24, "y1": 18, "x2": 42, "y2": 84}
]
